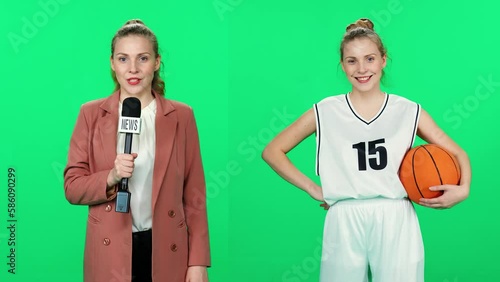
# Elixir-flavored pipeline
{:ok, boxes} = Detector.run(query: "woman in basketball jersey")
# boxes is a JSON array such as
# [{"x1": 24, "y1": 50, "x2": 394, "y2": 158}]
[{"x1": 262, "y1": 18, "x2": 471, "y2": 282}]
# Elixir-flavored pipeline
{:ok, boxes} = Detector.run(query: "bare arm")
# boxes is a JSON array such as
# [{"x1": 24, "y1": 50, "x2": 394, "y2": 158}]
[
  {"x1": 262, "y1": 108, "x2": 323, "y2": 201},
  {"x1": 417, "y1": 109, "x2": 471, "y2": 208}
]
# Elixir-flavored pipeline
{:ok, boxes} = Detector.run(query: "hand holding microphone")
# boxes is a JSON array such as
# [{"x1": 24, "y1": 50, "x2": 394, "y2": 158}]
[
  {"x1": 114, "y1": 97, "x2": 141, "y2": 213},
  {"x1": 107, "y1": 153, "x2": 138, "y2": 187}
]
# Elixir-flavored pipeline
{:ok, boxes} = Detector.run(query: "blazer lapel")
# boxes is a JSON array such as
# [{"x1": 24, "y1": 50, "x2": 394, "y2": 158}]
[
  {"x1": 98, "y1": 91, "x2": 120, "y2": 169},
  {"x1": 152, "y1": 96, "x2": 177, "y2": 214}
]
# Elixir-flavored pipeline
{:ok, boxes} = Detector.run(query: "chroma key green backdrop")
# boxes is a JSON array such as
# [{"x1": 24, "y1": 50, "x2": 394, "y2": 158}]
[{"x1": 1, "y1": 0, "x2": 499, "y2": 281}]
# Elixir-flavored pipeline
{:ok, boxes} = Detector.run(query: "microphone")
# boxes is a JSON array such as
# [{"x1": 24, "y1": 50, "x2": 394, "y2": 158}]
[{"x1": 115, "y1": 97, "x2": 141, "y2": 213}]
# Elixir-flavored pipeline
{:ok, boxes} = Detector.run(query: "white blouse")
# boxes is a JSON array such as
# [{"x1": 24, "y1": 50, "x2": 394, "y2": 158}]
[{"x1": 117, "y1": 99, "x2": 156, "y2": 232}]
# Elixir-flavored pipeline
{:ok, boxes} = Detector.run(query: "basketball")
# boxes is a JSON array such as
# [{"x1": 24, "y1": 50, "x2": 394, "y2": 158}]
[{"x1": 399, "y1": 144, "x2": 461, "y2": 203}]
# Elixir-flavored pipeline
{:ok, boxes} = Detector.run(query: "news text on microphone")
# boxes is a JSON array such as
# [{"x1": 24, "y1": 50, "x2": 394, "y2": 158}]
[
  {"x1": 119, "y1": 116, "x2": 141, "y2": 134},
  {"x1": 6, "y1": 167, "x2": 16, "y2": 275}
]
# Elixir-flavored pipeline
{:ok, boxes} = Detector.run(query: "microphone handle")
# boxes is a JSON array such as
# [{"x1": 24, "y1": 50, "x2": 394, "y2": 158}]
[
  {"x1": 120, "y1": 178, "x2": 129, "y2": 190},
  {"x1": 116, "y1": 132, "x2": 133, "y2": 213},
  {"x1": 121, "y1": 132, "x2": 133, "y2": 191},
  {"x1": 124, "y1": 132, "x2": 133, "y2": 154}
]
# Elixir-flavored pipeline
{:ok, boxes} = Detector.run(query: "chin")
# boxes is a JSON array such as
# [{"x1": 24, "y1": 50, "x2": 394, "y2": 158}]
[
  {"x1": 122, "y1": 87, "x2": 145, "y2": 96},
  {"x1": 353, "y1": 81, "x2": 380, "y2": 92},
  {"x1": 353, "y1": 85, "x2": 378, "y2": 94}
]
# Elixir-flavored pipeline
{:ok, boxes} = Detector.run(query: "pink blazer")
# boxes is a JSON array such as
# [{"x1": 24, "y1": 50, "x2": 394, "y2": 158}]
[{"x1": 64, "y1": 91, "x2": 210, "y2": 282}]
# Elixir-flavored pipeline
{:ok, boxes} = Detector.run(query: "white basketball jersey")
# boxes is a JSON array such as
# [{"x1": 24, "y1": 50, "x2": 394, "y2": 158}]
[{"x1": 314, "y1": 93, "x2": 421, "y2": 206}]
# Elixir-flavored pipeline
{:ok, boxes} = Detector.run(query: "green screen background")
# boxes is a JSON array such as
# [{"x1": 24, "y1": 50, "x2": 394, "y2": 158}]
[{"x1": 1, "y1": 0, "x2": 499, "y2": 281}]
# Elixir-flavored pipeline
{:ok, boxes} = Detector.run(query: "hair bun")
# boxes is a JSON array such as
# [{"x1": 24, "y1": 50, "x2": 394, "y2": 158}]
[
  {"x1": 124, "y1": 19, "x2": 145, "y2": 26},
  {"x1": 346, "y1": 18, "x2": 374, "y2": 32}
]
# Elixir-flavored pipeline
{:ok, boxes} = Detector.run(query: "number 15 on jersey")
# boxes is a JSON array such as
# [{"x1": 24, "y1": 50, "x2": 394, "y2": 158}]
[{"x1": 352, "y1": 138, "x2": 388, "y2": 171}]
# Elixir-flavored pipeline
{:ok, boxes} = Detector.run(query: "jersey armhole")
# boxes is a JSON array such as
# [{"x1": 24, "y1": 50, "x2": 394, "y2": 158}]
[
  {"x1": 409, "y1": 103, "x2": 421, "y2": 148},
  {"x1": 313, "y1": 104, "x2": 321, "y2": 176}
]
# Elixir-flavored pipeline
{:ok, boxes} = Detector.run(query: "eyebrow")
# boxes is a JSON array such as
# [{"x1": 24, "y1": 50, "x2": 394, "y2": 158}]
[
  {"x1": 115, "y1": 52, "x2": 152, "y2": 56},
  {"x1": 345, "y1": 53, "x2": 377, "y2": 59}
]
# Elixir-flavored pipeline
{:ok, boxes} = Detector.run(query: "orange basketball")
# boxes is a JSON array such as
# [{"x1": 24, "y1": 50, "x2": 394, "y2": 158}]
[{"x1": 399, "y1": 144, "x2": 461, "y2": 203}]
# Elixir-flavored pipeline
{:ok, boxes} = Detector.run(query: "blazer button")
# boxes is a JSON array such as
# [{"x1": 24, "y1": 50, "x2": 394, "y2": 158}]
[
  {"x1": 170, "y1": 244, "x2": 178, "y2": 252},
  {"x1": 168, "y1": 210, "x2": 176, "y2": 218},
  {"x1": 103, "y1": 238, "x2": 111, "y2": 246},
  {"x1": 105, "y1": 205, "x2": 112, "y2": 212}
]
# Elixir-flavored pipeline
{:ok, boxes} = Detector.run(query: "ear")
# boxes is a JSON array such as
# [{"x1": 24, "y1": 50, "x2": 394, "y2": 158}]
[
  {"x1": 110, "y1": 55, "x2": 115, "y2": 71},
  {"x1": 340, "y1": 60, "x2": 345, "y2": 72},
  {"x1": 382, "y1": 54, "x2": 387, "y2": 68},
  {"x1": 155, "y1": 55, "x2": 161, "y2": 71}
]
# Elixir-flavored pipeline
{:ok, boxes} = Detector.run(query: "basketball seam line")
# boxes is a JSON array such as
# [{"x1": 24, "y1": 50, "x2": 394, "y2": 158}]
[
  {"x1": 422, "y1": 145, "x2": 444, "y2": 186},
  {"x1": 412, "y1": 146, "x2": 425, "y2": 199},
  {"x1": 437, "y1": 146, "x2": 460, "y2": 183}
]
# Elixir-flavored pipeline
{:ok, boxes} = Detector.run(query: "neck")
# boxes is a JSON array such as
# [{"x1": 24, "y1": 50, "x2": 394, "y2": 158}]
[
  {"x1": 349, "y1": 88, "x2": 385, "y2": 101},
  {"x1": 119, "y1": 89, "x2": 155, "y2": 109}
]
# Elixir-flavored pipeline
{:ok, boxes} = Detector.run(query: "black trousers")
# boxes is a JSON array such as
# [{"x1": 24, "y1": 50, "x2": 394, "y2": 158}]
[{"x1": 132, "y1": 229, "x2": 152, "y2": 282}]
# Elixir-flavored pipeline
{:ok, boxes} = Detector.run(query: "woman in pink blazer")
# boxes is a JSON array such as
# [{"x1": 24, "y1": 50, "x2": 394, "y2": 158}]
[{"x1": 64, "y1": 19, "x2": 210, "y2": 282}]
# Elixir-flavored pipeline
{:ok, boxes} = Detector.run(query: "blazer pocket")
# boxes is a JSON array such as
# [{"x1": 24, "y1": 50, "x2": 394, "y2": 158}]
[
  {"x1": 87, "y1": 211, "x2": 101, "y2": 225},
  {"x1": 177, "y1": 219, "x2": 187, "y2": 230}
]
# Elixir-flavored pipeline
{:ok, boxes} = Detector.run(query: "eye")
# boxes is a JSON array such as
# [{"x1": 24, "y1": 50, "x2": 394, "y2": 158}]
[
  {"x1": 347, "y1": 59, "x2": 355, "y2": 64},
  {"x1": 139, "y1": 56, "x2": 149, "y2": 62},
  {"x1": 367, "y1": 57, "x2": 375, "y2": 62},
  {"x1": 118, "y1": 57, "x2": 127, "y2": 62}
]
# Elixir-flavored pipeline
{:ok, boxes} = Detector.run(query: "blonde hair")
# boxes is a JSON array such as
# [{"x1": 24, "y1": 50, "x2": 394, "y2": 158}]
[
  {"x1": 110, "y1": 19, "x2": 165, "y2": 96},
  {"x1": 340, "y1": 18, "x2": 387, "y2": 61}
]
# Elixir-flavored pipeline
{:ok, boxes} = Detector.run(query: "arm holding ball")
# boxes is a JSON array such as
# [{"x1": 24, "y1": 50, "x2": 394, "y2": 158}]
[{"x1": 416, "y1": 109, "x2": 471, "y2": 209}]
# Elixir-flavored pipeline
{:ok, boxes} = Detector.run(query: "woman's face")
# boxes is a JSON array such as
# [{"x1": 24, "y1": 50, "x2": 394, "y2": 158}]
[
  {"x1": 341, "y1": 37, "x2": 386, "y2": 93},
  {"x1": 111, "y1": 35, "x2": 160, "y2": 98}
]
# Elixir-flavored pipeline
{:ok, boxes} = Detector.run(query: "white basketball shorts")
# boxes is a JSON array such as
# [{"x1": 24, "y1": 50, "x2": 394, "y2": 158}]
[{"x1": 320, "y1": 198, "x2": 424, "y2": 282}]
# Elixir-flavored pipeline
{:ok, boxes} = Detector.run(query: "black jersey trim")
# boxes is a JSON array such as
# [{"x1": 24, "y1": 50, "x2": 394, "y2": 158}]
[
  {"x1": 345, "y1": 93, "x2": 389, "y2": 125},
  {"x1": 410, "y1": 104, "x2": 421, "y2": 147},
  {"x1": 314, "y1": 103, "x2": 321, "y2": 175}
]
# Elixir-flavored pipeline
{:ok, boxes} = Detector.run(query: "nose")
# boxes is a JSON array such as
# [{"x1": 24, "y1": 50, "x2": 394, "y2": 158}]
[
  {"x1": 129, "y1": 61, "x2": 138, "y2": 74},
  {"x1": 358, "y1": 61, "x2": 367, "y2": 73}
]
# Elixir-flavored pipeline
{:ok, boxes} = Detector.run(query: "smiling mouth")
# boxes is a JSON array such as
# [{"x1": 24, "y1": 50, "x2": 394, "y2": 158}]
[{"x1": 355, "y1": 75, "x2": 373, "y2": 83}]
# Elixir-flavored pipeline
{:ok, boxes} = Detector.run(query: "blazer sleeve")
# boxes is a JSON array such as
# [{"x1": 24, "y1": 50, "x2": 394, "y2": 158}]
[
  {"x1": 183, "y1": 109, "x2": 211, "y2": 267},
  {"x1": 63, "y1": 106, "x2": 116, "y2": 205}
]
